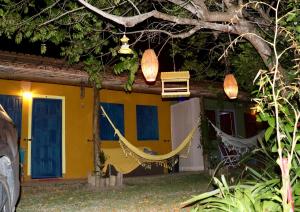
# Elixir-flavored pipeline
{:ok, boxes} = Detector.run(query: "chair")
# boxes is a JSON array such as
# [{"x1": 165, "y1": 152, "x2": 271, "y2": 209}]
[{"x1": 218, "y1": 143, "x2": 240, "y2": 167}]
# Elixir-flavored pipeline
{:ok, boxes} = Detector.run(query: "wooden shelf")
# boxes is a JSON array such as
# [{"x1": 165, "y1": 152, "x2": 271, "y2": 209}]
[{"x1": 161, "y1": 71, "x2": 190, "y2": 98}]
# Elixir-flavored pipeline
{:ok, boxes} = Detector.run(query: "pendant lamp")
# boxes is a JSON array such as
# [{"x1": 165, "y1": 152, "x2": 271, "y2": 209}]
[
  {"x1": 223, "y1": 74, "x2": 238, "y2": 99},
  {"x1": 118, "y1": 34, "x2": 133, "y2": 54},
  {"x1": 141, "y1": 49, "x2": 159, "y2": 82}
]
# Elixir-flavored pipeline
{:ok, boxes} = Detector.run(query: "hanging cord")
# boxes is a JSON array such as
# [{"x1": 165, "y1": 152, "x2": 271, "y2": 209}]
[
  {"x1": 222, "y1": 45, "x2": 230, "y2": 74},
  {"x1": 147, "y1": 20, "x2": 151, "y2": 49},
  {"x1": 148, "y1": 33, "x2": 151, "y2": 49},
  {"x1": 172, "y1": 38, "x2": 176, "y2": 72}
]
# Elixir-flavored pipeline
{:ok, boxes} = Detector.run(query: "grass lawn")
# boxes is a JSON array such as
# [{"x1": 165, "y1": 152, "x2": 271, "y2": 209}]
[{"x1": 16, "y1": 172, "x2": 210, "y2": 212}]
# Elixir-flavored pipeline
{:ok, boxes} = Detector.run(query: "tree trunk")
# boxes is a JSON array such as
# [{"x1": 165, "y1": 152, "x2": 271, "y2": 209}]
[
  {"x1": 93, "y1": 86, "x2": 100, "y2": 174},
  {"x1": 235, "y1": 21, "x2": 274, "y2": 71}
]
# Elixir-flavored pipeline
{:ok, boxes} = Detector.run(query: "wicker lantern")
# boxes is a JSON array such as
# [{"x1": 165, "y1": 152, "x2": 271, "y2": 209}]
[
  {"x1": 141, "y1": 49, "x2": 159, "y2": 82},
  {"x1": 223, "y1": 74, "x2": 238, "y2": 99}
]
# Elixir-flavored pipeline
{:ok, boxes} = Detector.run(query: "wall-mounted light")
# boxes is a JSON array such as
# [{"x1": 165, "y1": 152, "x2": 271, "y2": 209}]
[
  {"x1": 23, "y1": 91, "x2": 32, "y2": 99},
  {"x1": 21, "y1": 81, "x2": 32, "y2": 100}
]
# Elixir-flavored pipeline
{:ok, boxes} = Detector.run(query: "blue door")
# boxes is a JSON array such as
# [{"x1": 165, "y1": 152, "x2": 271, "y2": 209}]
[
  {"x1": 0, "y1": 95, "x2": 22, "y2": 137},
  {"x1": 31, "y1": 98, "x2": 62, "y2": 179}
]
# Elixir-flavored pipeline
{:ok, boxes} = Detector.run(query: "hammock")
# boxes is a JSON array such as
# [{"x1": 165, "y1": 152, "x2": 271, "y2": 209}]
[
  {"x1": 209, "y1": 121, "x2": 264, "y2": 153},
  {"x1": 102, "y1": 148, "x2": 140, "y2": 174},
  {"x1": 100, "y1": 106, "x2": 199, "y2": 172}
]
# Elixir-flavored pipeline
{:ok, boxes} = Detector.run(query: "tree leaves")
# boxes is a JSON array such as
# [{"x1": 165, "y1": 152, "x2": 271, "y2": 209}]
[
  {"x1": 230, "y1": 43, "x2": 266, "y2": 92},
  {"x1": 265, "y1": 126, "x2": 274, "y2": 142},
  {"x1": 113, "y1": 51, "x2": 139, "y2": 91}
]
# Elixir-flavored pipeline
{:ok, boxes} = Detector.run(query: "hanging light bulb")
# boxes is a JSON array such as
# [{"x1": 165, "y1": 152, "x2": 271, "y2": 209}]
[
  {"x1": 141, "y1": 49, "x2": 159, "y2": 82},
  {"x1": 118, "y1": 34, "x2": 133, "y2": 54},
  {"x1": 223, "y1": 74, "x2": 238, "y2": 99}
]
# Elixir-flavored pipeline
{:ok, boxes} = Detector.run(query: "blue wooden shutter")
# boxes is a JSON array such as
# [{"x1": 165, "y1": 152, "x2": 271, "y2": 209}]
[
  {"x1": 136, "y1": 105, "x2": 159, "y2": 140},
  {"x1": 100, "y1": 103, "x2": 124, "y2": 140},
  {"x1": 0, "y1": 95, "x2": 22, "y2": 137}
]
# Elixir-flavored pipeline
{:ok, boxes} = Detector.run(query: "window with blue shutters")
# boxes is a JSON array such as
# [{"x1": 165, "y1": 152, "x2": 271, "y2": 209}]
[
  {"x1": 99, "y1": 103, "x2": 124, "y2": 141},
  {"x1": 0, "y1": 95, "x2": 22, "y2": 138},
  {"x1": 136, "y1": 105, "x2": 159, "y2": 140}
]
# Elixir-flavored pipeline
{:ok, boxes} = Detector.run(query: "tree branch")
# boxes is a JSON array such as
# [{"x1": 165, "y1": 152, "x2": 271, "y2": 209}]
[
  {"x1": 39, "y1": 6, "x2": 85, "y2": 27},
  {"x1": 120, "y1": 25, "x2": 203, "y2": 39},
  {"x1": 167, "y1": 0, "x2": 205, "y2": 19},
  {"x1": 78, "y1": 0, "x2": 240, "y2": 32},
  {"x1": 223, "y1": 0, "x2": 233, "y2": 8},
  {"x1": 78, "y1": 0, "x2": 157, "y2": 27},
  {"x1": 126, "y1": 0, "x2": 141, "y2": 14},
  {"x1": 77, "y1": 0, "x2": 275, "y2": 72},
  {"x1": 19, "y1": 0, "x2": 61, "y2": 26}
]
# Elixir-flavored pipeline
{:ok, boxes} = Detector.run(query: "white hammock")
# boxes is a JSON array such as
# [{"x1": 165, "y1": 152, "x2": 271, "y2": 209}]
[{"x1": 209, "y1": 121, "x2": 264, "y2": 153}]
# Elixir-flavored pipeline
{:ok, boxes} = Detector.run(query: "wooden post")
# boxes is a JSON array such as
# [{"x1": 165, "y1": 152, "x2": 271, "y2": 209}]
[
  {"x1": 199, "y1": 96, "x2": 208, "y2": 170},
  {"x1": 93, "y1": 86, "x2": 100, "y2": 174}
]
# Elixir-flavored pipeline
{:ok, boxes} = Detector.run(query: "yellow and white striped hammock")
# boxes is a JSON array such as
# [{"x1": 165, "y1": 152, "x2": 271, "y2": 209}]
[{"x1": 101, "y1": 106, "x2": 199, "y2": 174}]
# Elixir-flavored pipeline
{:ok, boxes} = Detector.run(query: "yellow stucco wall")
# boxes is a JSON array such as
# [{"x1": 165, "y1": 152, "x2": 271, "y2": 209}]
[
  {"x1": 0, "y1": 79, "x2": 94, "y2": 180},
  {"x1": 100, "y1": 89, "x2": 171, "y2": 154},
  {"x1": 0, "y1": 79, "x2": 171, "y2": 180}
]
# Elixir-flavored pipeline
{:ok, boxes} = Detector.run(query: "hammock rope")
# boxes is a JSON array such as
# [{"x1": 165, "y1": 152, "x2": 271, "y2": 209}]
[
  {"x1": 209, "y1": 120, "x2": 264, "y2": 153},
  {"x1": 100, "y1": 106, "x2": 199, "y2": 168}
]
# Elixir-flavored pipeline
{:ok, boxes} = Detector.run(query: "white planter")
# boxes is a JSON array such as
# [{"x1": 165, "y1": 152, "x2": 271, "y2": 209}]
[
  {"x1": 116, "y1": 173, "x2": 123, "y2": 186},
  {"x1": 109, "y1": 175, "x2": 116, "y2": 187},
  {"x1": 105, "y1": 177, "x2": 110, "y2": 187},
  {"x1": 88, "y1": 173, "x2": 122, "y2": 187},
  {"x1": 88, "y1": 173, "x2": 96, "y2": 186},
  {"x1": 88, "y1": 173, "x2": 105, "y2": 188}
]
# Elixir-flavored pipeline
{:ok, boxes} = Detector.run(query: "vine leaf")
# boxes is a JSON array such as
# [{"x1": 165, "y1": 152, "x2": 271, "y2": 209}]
[
  {"x1": 113, "y1": 51, "x2": 139, "y2": 91},
  {"x1": 264, "y1": 126, "x2": 274, "y2": 142}
]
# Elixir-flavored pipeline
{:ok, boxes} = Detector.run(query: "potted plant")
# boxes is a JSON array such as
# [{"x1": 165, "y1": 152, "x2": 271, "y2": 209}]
[{"x1": 88, "y1": 149, "x2": 107, "y2": 188}]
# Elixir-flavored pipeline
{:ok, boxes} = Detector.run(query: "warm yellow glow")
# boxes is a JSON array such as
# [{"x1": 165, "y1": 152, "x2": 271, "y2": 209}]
[
  {"x1": 23, "y1": 91, "x2": 32, "y2": 99},
  {"x1": 141, "y1": 49, "x2": 159, "y2": 82},
  {"x1": 250, "y1": 107, "x2": 256, "y2": 116},
  {"x1": 223, "y1": 74, "x2": 238, "y2": 99},
  {"x1": 250, "y1": 104, "x2": 259, "y2": 115}
]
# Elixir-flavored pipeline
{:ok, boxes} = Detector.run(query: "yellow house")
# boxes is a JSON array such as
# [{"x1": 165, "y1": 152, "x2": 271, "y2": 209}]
[
  {"x1": 0, "y1": 51, "x2": 252, "y2": 181},
  {"x1": 0, "y1": 51, "x2": 172, "y2": 181}
]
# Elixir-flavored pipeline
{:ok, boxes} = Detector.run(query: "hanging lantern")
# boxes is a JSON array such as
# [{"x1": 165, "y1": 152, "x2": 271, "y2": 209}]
[
  {"x1": 118, "y1": 34, "x2": 133, "y2": 54},
  {"x1": 223, "y1": 74, "x2": 238, "y2": 99},
  {"x1": 141, "y1": 49, "x2": 159, "y2": 82}
]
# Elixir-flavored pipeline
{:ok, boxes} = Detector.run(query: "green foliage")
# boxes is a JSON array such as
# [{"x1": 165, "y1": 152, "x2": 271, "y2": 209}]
[
  {"x1": 200, "y1": 118, "x2": 221, "y2": 169},
  {"x1": 113, "y1": 51, "x2": 139, "y2": 91},
  {"x1": 172, "y1": 34, "x2": 225, "y2": 81},
  {"x1": 183, "y1": 176, "x2": 282, "y2": 211},
  {"x1": 253, "y1": 70, "x2": 300, "y2": 156},
  {"x1": 97, "y1": 149, "x2": 107, "y2": 176},
  {"x1": 0, "y1": 0, "x2": 137, "y2": 89},
  {"x1": 279, "y1": 1, "x2": 300, "y2": 43},
  {"x1": 230, "y1": 43, "x2": 266, "y2": 92},
  {"x1": 83, "y1": 56, "x2": 103, "y2": 88}
]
